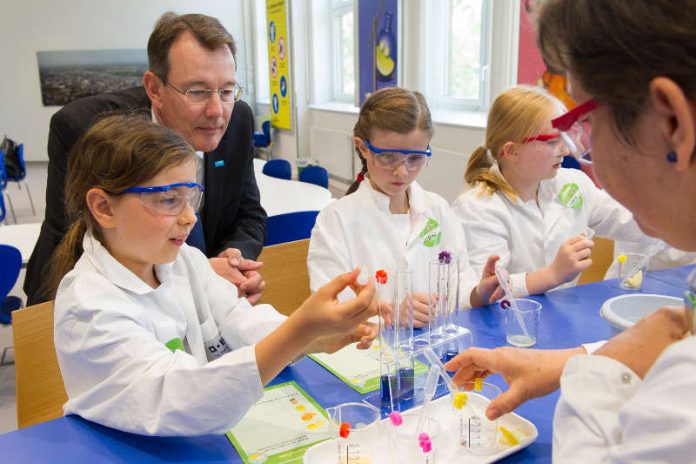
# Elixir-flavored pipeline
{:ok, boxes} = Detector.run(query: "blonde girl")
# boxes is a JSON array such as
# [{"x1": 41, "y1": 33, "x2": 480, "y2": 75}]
[{"x1": 452, "y1": 86, "x2": 648, "y2": 296}]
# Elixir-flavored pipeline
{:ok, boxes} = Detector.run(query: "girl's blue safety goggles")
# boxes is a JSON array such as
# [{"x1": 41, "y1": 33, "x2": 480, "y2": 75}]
[
  {"x1": 364, "y1": 140, "x2": 432, "y2": 171},
  {"x1": 121, "y1": 182, "x2": 204, "y2": 216}
]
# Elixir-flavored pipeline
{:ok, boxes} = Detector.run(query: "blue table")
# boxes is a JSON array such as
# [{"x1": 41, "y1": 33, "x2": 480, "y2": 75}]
[{"x1": 0, "y1": 269, "x2": 689, "y2": 463}]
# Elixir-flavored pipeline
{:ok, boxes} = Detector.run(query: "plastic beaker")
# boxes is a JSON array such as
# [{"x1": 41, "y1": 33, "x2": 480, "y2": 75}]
[
  {"x1": 453, "y1": 381, "x2": 501, "y2": 455},
  {"x1": 390, "y1": 413, "x2": 441, "y2": 464},
  {"x1": 327, "y1": 402, "x2": 381, "y2": 464},
  {"x1": 618, "y1": 252, "x2": 647, "y2": 291},
  {"x1": 502, "y1": 298, "x2": 541, "y2": 347}
]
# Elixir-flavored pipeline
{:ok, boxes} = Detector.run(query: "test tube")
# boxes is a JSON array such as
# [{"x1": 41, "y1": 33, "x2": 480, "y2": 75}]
[
  {"x1": 376, "y1": 270, "x2": 397, "y2": 406},
  {"x1": 443, "y1": 255, "x2": 460, "y2": 363},
  {"x1": 394, "y1": 268, "x2": 415, "y2": 401},
  {"x1": 428, "y1": 260, "x2": 449, "y2": 360}
]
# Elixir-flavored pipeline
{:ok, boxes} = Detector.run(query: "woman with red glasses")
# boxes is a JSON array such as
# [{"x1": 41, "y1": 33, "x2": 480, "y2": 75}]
[
  {"x1": 445, "y1": 1, "x2": 696, "y2": 461},
  {"x1": 453, "y1": 86, "x2": 650, "y2": 296},
  {"x1": 309, "y1": 87, "x2": 504, "y2": 329}
]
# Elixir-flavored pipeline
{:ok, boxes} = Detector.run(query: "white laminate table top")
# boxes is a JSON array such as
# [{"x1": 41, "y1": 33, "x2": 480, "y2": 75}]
[{"x1": 0, "y1": 222, "x2": 41, "y2": 265}]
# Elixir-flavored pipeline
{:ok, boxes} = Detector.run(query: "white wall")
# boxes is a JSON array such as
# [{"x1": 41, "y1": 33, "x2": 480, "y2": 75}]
[{"x1": 0, "y1": 0, "x2": 247, "y2": 162}]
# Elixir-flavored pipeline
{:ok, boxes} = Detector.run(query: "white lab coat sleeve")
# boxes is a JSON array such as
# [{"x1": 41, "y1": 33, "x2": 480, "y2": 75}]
[
  {"x1": 308, "y1": 207, "x2": 354, "y2": 301},
  {"x1": 199, "y1": 254, "x2": 286, "y2": 348},
  {"x1": 554, "y1": 355, "x2": 641, "y2": 462},
  {"x1": 554, "y1": 339, "x2": 696, "y2": 462},
  {"x1": 451, "y1": 194, "x2": 528, "y2": 298},
  {"x1": 56, "y1": 273, "x2": 265, "y2": 436},
  {"x1": 580, "y1": 175, "x2": 648, "y2": 244}
]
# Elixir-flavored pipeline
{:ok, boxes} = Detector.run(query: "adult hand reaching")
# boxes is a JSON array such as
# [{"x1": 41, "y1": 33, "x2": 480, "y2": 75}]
[{"x1": 444, "y1": 345, "x2": 586, "y2": 420}]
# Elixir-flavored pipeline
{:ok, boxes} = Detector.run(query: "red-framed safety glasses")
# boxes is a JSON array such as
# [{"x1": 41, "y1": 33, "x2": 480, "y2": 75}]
[{"x1": 551, "y1": 99, "x2": 598, "y2": 164}]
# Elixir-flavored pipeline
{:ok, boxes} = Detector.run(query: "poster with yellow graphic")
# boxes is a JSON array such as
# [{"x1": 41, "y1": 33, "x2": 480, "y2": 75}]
[{"x1": 266, "y1": 0, "x2": 292, "y2": 130}]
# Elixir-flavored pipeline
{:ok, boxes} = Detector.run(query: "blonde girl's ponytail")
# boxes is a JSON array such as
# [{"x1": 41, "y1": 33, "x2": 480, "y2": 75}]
[
  {"x1": 464, "y1": 146, "x2": 517, "y2": 200},
  {"x1": 464, "y1": 85, "x2": 568, "y2": 201}
]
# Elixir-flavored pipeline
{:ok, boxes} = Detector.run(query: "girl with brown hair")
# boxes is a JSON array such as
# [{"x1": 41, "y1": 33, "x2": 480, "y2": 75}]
[
  {"x1": 308, "y1": 87, "x2": 502, "y2": 328},
  {"x1": 52, "y1": 115, "x2": 377, "y2": 436}
]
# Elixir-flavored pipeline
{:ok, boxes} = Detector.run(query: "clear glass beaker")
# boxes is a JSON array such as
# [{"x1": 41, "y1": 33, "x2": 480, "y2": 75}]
[{"x1": 327, "y1": 402, "x2": 381, "y2": 464}]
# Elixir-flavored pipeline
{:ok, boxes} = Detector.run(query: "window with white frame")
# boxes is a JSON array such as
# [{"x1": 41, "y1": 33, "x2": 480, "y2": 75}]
[
  {"x1": 330, "y1": 0, "x2": 355, "y2": 102},
  {"x1": 425, "y1": 0, "x2": 492, "y2": 111},
  {"x1": 254, "y1": 0, "x2": 270, "y2": 102}
]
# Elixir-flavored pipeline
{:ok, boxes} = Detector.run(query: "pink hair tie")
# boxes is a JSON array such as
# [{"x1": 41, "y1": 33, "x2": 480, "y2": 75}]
[{"x1": 356, "y1": 173, "x2": 365, "y2": 182}]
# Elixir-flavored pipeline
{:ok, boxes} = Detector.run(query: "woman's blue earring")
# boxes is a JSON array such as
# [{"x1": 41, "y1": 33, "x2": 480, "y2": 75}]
[{"x1": 667, "y1": 151, "x2": 678, "y2": 163}]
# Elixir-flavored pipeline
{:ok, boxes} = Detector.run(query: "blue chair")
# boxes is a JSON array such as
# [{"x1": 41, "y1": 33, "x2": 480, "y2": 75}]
[
  {"x1": 0, "y1": 244, "x2": 23, "y2": 326},
  {"x1": 253, "y1": 120, "x2": 272, "y2": 159},
  {"x1": 0, "y1": 183, "x2": 6, "y2": 224},
  {"x1": 0, "y1": 149, "x2": 14, "y2": 224},
  {"x1": 262, "y1": 159, "x2": 292, "y2": 180},
  {"x1": 0, "y1": 149, "x2": 5, "y2": 188},
  {"x1": 299, "y1": 165, "x2": 329, "y2": 189},
  {"x1": 264, "y1": 210, "x2": 320, "y2": 246},
  {"x1": 5, "y1": 144, "x2": 36, "y2": 216}
]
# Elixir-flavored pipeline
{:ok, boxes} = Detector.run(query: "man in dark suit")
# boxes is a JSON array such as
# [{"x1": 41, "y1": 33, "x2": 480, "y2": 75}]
[{"x1": 25, "y1": 13, "x2": 267, "y2": 305}]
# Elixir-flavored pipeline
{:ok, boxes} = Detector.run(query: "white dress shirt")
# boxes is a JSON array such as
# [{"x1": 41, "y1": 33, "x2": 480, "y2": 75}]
[{"x1": 55, "y1": 233, "x2": 286, "y2": 436}]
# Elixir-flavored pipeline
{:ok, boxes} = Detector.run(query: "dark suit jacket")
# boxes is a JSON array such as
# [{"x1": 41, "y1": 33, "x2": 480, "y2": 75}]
[{"x1": 25, "y1": 87, "x2": 267, "y2": 304}]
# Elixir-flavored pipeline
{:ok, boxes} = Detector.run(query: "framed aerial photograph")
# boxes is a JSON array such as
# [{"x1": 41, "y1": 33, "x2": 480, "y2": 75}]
[{"x1": 37, "y1": 49, "x2": 147, "y2": 106}]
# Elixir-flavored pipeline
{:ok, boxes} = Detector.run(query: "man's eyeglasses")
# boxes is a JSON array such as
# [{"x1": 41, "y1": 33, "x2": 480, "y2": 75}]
[
  {"x1": 165, "y1": 81, "x2": 243, "y2": 104},
  {"x1": 364, "y1": 140, "x2": 432, "y2": 172},
  {"x1": 551, "y1": 99, "x2": 598, "y2": 165},
  {"x1": 121, "y1": 182, "x2": 204, "y2": 216}
]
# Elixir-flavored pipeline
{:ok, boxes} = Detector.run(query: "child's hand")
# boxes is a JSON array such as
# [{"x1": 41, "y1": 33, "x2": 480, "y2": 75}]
[
  {"x1": 472, "y1": 255, "x2": 504, "y2": 307},
  {"x1": 412, "y1": 292, "x2": 432, "y2": 328},
  {"x1": 548, "y1": 235, "x2": 594, "y2": 285},
  {"x1": 305, "y1": 322, "x2": 378, "y2": 354},
  {"x1": 295, "y1": 268, "x2": 377, "y2": 337}
]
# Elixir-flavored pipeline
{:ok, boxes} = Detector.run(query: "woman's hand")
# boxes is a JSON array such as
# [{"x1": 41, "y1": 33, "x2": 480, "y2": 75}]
[{"x1": 445, "y1": 346, "x2": 586, "y2": 420}]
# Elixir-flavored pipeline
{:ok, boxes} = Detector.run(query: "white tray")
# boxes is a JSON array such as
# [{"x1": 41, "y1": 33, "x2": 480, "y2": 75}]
[{"x1": 303, "y1": 393, "x2": 537, "y2": 463}]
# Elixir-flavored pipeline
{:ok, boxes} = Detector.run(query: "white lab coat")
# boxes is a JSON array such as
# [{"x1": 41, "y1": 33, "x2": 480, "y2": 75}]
[
  {"x1": 55, "y1": 233, "x2": 286, "y2": 436},
  {"x1": 452, "y1": 169, "x2": 648, "y2": 296},
  {"x1": 308, "y1": 180, "x2": 479, "y2": 308},
  {"x1": 554, "y1": 336, "x2": 696, "y2": 462}
]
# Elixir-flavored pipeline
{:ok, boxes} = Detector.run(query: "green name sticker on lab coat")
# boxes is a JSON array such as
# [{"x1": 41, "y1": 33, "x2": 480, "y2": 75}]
[
  {"x1": 557, "y1": 183, "x2": 583, "y2": 210},
  {"x1": 165, "y1": 337, "x2": 185, "y2": 353},
  {"x1": 419, "y1": 218, "x2": 442, "y2": 247}
]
